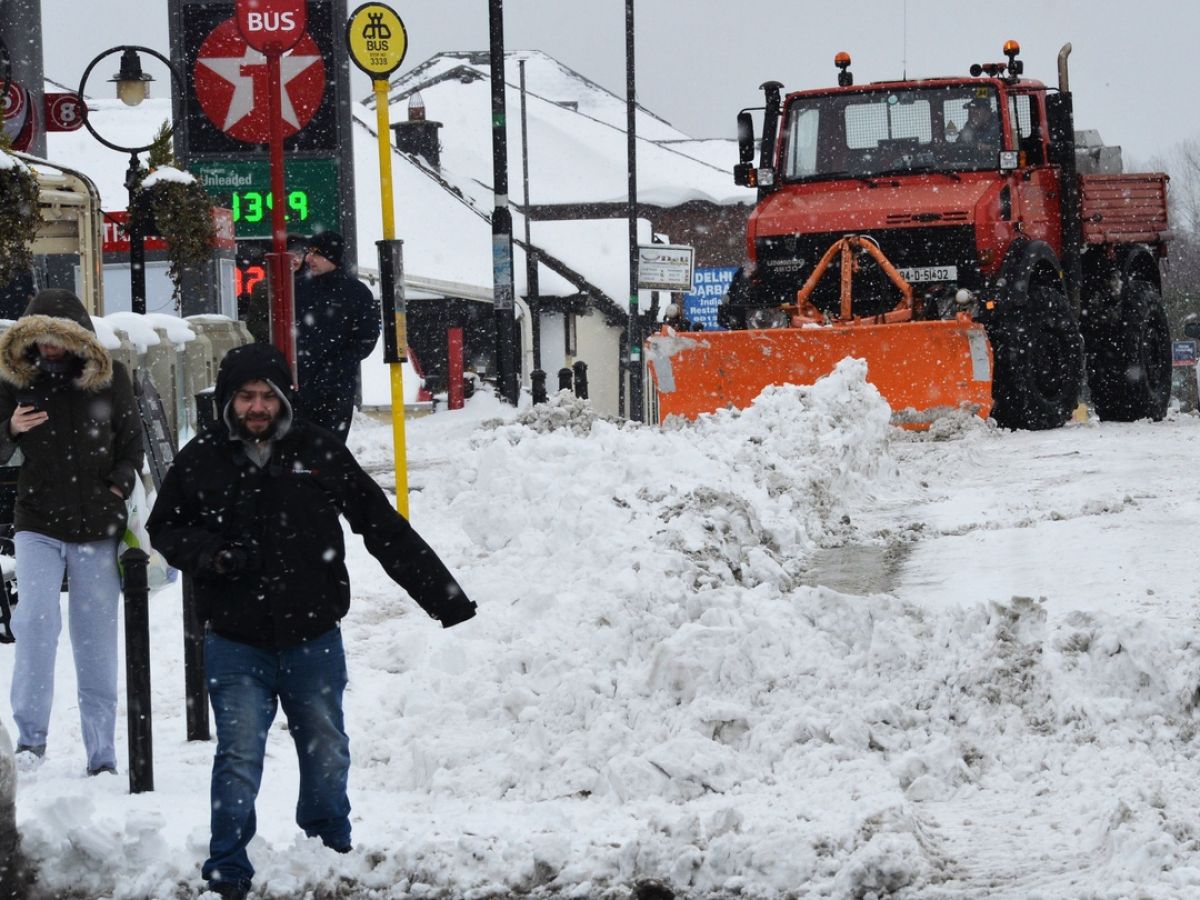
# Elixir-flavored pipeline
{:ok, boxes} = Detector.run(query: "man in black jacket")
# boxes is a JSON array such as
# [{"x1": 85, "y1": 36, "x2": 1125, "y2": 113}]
[
  {"x1": 146, "y1": 343, "x2": 474, "y2": 900},
  {"x1": 294, "y1": 231, "x2": 380, "y2": 441}
]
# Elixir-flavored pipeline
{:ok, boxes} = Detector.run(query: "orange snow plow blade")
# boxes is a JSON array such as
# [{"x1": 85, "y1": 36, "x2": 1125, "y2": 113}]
[
  {"x1": 646, "y1": 318, "x2": 993, "y2": 428},
  {"x1": 645, "y1": 236, "x2": 993, "y2": 429}
]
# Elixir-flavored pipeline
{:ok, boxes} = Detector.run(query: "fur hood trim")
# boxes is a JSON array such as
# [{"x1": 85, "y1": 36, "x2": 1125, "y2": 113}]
[{"x1": 0, "y1": 314, "x2": 113, "y2": 391}]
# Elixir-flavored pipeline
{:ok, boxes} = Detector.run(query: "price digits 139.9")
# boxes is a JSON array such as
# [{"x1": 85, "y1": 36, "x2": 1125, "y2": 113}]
[{"x1": 231, "y1": 190, "x2": 310, "y2": 224}]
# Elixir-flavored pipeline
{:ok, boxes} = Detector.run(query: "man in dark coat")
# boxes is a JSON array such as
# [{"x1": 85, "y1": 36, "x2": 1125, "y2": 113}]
[
  {"x1": 293, "y1": 231, "x2": 380, "y2": 441},
  {"x1": 146, "y1": 343, "x2": 474, "y2": 900},
  {"x1": 0, "y1": 288, "x2": 143, "y2": 776}
]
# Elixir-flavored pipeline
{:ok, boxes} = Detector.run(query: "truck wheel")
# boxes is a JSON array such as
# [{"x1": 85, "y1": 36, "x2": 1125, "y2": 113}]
[
  {"x1": 990, "y1": 284, "x2": 1084, "y2": 430},
  {"x1": 1086, "y1": 280, "x2": 1171, "y2": 422}
]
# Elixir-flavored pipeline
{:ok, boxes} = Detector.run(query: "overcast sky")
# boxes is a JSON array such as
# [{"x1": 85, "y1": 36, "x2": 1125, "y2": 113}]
[{"x1": 33, "y1": 0, "x2": 1200, "y2": 167}]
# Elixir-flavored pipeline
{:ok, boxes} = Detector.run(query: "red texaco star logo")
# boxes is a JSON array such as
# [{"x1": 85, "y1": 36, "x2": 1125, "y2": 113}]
[{"x1": 193, "y1": 17, "x2": 325, "y2": 144}]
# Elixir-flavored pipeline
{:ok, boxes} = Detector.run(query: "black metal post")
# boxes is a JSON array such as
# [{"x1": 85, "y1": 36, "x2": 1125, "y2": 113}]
[
  {"x1": 572, "y1": 360, "x2": 589, "y2": 400},
  {"x1": 531, "y1": 369, "x2": 547, "y2": 404},
  {"x1": 121, "y1": 547, "x2": 154, "y2": 793},
  {"x1": 181, "y1": 575, "x2": 209, "y2": 742},
  {"x1": 625, "y1": 0, "x2": 643, "y2": 421},
  {"x1": 558, "y1": 367, "x2": 573, "y2": 392},
  {"x1": 126, "y1": 151, "x2": 146, "y2": 315},
  {"x1": 0, "y1": 577, "x2": 14, "y2": 644},
  {"x1": 181, "y1": 388, "x2": 214, "y2": 742},
  {"x1": 489, "y1": 0, "x2": 519, "y2": 405}
]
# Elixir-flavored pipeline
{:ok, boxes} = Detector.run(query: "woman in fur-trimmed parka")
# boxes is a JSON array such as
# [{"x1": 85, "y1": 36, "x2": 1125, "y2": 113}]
[{"x1": 0, "y1": 289, "x2": 143, "y2": 776}]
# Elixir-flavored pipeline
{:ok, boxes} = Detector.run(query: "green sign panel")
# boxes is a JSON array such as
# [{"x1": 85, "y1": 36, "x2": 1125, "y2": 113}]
[{"x1": 192, "y1": 157, "x2": 341, "y2": 239}]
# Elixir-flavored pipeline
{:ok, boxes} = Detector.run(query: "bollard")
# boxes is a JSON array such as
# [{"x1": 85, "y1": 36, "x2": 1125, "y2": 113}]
[
  {"x1": 185, "y1": 389, "x2": 214, "y2": 742},
  {"x1": 182, "y1": 575, "x2": 210, "y2": 742},
  {"x1": 0, "y1": 578, "x2": 13, "y2": 645},
  {"x1": 531, "y1": 369, "x2": 548, "y2": 405},
  {"x1": 121, "y1": 547, "x2": 154, "y2": 794},
  {"x1": 572, "y1": 361, "x2": 589, "y2": 400},
  {"x1": 558, "y1": 367, "x2": 573, "y2": 393},
  {"x1": 447, "y1": 328, "x2": 465, "y2": 410}
]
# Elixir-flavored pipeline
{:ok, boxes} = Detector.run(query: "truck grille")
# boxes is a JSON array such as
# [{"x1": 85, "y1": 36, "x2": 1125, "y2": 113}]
[{"x1": 754, "y1": 225, "x2": 980, "y2": 318}]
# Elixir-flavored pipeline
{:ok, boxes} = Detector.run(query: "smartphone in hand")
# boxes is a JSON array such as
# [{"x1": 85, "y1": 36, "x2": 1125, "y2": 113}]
[{"x1": 15, "y1": 390, "x2": 40, "y2": 412}]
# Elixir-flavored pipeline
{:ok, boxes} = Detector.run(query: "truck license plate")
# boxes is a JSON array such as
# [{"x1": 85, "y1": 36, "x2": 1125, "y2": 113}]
[{"x1": 898, "y1": 265, "x2": 957, "y2": 282}]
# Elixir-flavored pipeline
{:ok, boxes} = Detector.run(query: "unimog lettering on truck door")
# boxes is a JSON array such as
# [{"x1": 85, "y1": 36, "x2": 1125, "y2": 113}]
[{"x1": 647, "y1": 41, "x2": 1172, "y2": 431}]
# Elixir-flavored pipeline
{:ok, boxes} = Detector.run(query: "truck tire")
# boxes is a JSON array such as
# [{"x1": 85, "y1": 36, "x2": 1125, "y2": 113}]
[
  {"x1": 989, "y1": 284, "x2": 1084, "y2": 430},
  {"x1": 1085, "y1": 280, "x2": 1170, "y2": 422}
]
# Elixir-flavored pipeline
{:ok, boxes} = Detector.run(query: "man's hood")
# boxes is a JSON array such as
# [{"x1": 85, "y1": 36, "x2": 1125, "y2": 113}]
[
  {"x1": 0, "y1": 289, "x2": 111, "y2": 390},
  {"x1": 214, "y1": 343, "x2": 295, "y2": 411}
]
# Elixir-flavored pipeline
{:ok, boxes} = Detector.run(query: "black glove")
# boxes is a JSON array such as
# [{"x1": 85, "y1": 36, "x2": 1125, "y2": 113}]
[
  {"x1": 206, "y1": 538, "x2": 261, "y2": 577},
  {"x1": 212, "y1": 545, "x2": 250, "y2": 575}
]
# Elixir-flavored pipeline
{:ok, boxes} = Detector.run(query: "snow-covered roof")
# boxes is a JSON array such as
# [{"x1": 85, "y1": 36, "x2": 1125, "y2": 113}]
[
  {"x1": 373, "y1": 50, "x2": 687, "y2": 143},
  {"x1": 371, "y1": 50, "x2": 745, "y2": 209}
]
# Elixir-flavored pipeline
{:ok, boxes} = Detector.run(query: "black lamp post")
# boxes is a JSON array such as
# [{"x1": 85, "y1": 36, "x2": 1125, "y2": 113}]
[
  {"x1": 0, "y1": 36, "x2": 11, "y2": 103},
  {"x1": 77, "y1": 46, "x2": 179, "y2": 315}
]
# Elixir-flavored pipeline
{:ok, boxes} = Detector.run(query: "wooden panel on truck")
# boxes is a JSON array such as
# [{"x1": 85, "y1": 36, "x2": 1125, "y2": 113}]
[{"x1": 1080, "y1": 173, "x2": 1170, "y2": 245}]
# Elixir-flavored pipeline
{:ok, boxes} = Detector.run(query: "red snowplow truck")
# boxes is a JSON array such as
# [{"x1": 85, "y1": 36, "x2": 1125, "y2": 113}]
[{"x1": 647, "y1": 42, "x2": 1171, "y2": 430}]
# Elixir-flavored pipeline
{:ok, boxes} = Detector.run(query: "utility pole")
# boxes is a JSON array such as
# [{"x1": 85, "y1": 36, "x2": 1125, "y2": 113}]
[
  {"x1": 519, "y1": 58, "x2": 541, "y2": 376},
  {"x1": 625, "y1": 0, "x2": 643, "y2": 421},
  {"x1": 489, "y1": 0, "x2": 519, "y2": 405}
]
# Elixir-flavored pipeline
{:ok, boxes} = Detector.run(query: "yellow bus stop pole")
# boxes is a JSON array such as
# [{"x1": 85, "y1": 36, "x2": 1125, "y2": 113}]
[{"x1": 374, "y1": 77, "x2": 410, "y2": 517}]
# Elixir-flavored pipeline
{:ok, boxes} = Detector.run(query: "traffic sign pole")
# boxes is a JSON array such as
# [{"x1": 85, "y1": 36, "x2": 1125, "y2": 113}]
[
  {"x1": 347, "y1": 2, "x2": 411, "y2": 515},
  {"x1": 374, "y1": 76, "x2": 410, "y2": 516},
  {"x1": 265, "y1": 50, "x2": 297, "y2": 382},
  {"x1": 236, "y1": 0, "x2": 307, "y2": 384}
]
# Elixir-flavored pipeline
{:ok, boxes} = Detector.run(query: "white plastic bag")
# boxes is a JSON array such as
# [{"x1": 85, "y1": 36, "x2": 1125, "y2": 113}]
[{"x1": 123, "y1": 472, "x2": 175, "y2": 591}]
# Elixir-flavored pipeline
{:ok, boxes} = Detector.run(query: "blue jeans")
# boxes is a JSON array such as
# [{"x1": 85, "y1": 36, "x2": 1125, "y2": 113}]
[
  {"x1": 202, "y1": 628, "x2": 351, "y2": 890},
  {"x1": 9, "y1": 532, "x2": 120, "y2": 771}
]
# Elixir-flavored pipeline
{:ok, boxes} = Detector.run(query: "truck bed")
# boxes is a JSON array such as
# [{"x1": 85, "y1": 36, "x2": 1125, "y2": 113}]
[{"x1": 1079, "y1": 173, "x2": 1170, "y2": 245}]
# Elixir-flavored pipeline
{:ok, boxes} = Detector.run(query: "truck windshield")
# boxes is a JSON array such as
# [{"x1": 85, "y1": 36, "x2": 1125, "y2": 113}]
[{"x1": 782, "y1": 86, "x2": 1002, "y2": 181}]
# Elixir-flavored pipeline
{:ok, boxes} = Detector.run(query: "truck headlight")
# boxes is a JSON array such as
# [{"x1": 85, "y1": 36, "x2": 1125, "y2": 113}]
[{"x1": 746, "y1": 307, "x2": 791, "y2": 329}]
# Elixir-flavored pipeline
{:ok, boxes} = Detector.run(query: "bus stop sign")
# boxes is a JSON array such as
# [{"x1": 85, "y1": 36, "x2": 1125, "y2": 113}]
[{"x1": 236, "y1": 0, "x2": 307, "y2": 53}]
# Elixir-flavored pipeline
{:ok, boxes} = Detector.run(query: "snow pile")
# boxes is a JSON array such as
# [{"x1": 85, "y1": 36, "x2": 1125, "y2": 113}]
[
  {"x1": 7, "y1": 367, "x2": 1200, "y2": 898},
  {"x1": 141, "y1": 166, "x2": 198, "y2": 188}
]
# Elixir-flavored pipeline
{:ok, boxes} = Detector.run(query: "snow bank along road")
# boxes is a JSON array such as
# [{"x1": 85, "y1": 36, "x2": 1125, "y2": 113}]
[{"x1": 7, "y1": 364, "x2": 1200, "y2": 899}]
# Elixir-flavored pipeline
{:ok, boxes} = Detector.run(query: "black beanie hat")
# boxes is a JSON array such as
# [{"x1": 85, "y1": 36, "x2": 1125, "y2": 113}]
[{"x1": 307, "y1": 231, "x2": 345, "y2": 266}]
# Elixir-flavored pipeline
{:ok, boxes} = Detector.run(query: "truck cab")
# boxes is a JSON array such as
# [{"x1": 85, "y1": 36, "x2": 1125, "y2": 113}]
[
  {"x1": 734, "y1": 72, "x2": 1066, "y2": 324},
  {"x1": 719, "y1": 43, "x2": 1171, "y2": 430}
]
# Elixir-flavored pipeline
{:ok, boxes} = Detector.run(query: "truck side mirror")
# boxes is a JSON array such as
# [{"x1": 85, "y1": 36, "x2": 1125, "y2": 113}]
[
  {"x1": 737, "y1": 112, "x2": 755, "y2": 164},
  {"x1": 734, "y1": 163, "x2": 756, "y2": 187}
]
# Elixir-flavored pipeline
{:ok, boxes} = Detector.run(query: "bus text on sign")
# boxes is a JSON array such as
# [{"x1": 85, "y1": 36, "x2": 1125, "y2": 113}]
[{"x1": 236, "y1": 0, "x2": 307, "y2": 52}]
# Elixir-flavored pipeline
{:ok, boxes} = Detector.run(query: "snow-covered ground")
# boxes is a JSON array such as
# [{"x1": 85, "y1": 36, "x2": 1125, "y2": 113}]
[{"x1": 5, "y1": 363, "x2": 1200, "y2": 899}]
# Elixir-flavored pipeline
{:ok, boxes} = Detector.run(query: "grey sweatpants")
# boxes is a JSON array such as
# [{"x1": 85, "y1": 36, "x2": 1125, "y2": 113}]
[{"x1": 9, "y1": 531, "x2": 120, "y2": 771}]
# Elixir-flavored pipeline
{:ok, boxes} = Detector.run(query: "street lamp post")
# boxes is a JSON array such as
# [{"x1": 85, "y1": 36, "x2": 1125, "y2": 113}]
[
  {"x1": 0, "y1": 36, "x2": 11, "y2": 102},
  {"x1": 78, "y1": 46, "x2": 179, "y2": 315}
]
